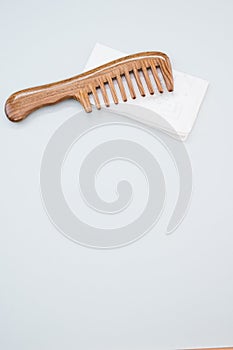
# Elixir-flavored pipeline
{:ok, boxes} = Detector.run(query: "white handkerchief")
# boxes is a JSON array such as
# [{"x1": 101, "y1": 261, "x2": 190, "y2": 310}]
[{"x1": 84, "y1": 43, "x2": 209, "y2": 140}]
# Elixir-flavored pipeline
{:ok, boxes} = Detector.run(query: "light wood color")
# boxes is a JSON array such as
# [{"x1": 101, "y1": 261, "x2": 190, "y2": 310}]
[
  {"x1": 5, "y1": 51, "x2": 174, "y2": 122},
  {"x1": 187, "y1": 347, "x2": 233, "y2": 350}
]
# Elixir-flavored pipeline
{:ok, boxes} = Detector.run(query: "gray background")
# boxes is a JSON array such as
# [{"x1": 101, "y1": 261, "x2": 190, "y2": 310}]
[{"x1": 1, "y1": 0, "x2": 233, "y2": 349}]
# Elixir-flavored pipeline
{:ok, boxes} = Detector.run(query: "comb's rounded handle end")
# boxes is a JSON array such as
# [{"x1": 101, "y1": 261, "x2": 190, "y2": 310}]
[
  {"x1": 5, "y1": 82, "x2": 74, "y2": 122},
  {"x1": 5, "y1": 93, "x2": 26, "y2": 122}
]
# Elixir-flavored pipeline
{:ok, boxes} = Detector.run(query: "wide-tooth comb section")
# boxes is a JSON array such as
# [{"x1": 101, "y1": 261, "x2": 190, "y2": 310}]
[{"x1": 80, "y1": 54, "x2": 173, "y2": 110}]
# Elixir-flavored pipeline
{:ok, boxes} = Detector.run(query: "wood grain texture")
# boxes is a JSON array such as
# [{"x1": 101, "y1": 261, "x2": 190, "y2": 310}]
[{"x1": 5, "y1": 51, "x2": 174, "y2": 122}]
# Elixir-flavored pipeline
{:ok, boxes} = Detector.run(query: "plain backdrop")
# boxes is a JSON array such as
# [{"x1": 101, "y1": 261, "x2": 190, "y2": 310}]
[{"x1": 0, "y1": 0, "x2": 233, "y2": 349}]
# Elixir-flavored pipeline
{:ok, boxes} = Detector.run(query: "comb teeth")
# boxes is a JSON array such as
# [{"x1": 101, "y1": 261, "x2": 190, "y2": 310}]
[
  {"x1": 132, "y1": 66, "x2": 146, "y2": 97},
  {"x1": 90, "y1": 86, "x2": 101, "y2": 110},
  {"x1": 124, "y1": 70, "x2": 136, "y2": 99},
  {"x1": 76, "y1": 52, "x2": 174, "y2": 112},
  {"x1": 141, "y1": 62, "x2": 154, "y2": 95},
  {"x1": 99, "y1": 80, "x2": 110, "y2": 107},
  {"x1": 107, "y1": 77, "x2": 118, "y2": 104},
  {"x1": 80, "y1": 90, "x2": 92, "y2": 113},
  {"x1": 159, "y1": 59, "x2": 174, "y2": 92},
  {"x1": 150, "y1": 60, "x2": 164, "y2": 93},
  {"x1": 116, "y1": 74, "x2": 127, "y2": 102}
]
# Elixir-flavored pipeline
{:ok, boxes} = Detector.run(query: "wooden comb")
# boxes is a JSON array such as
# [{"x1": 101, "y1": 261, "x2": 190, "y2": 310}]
[{"x1": 5, "y1": 51, "x2": 173, "y2": 122}]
